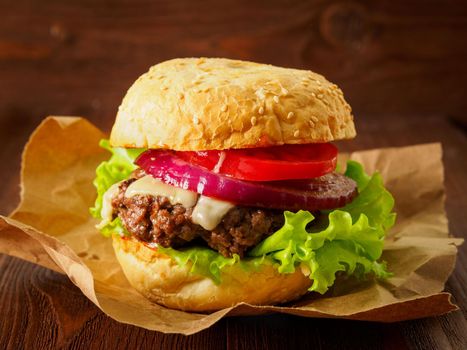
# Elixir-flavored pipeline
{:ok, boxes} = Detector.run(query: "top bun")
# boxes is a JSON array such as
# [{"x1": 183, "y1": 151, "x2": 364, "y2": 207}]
[{"x1": 110, "y1": 58, "x2": 356, "y2": 150}]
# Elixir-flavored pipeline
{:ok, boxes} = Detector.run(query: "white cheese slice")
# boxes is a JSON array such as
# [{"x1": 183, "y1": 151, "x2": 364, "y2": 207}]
[
  {"x1": 97, "y1": 181, "x2": 121, "y2": 229},
  {"x1": 99, "y1": 175, "x2": 235, "y2": 232},
  {"x1": 191, "y1": 195, "x2": 234, "y2": 230},
  {"x1": 101, "y1": 182, "x2": 121, "y2": 222},
  {"x1": 125, "y1": 175, "x2": 198, "y2": 208}
]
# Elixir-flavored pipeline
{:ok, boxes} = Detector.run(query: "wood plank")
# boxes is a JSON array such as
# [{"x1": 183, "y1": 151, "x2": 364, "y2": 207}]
[
  {"x1": 2, "y1": 0, "x2": 467, "y2": 213},
  {"x1": 1, "y1": 0, "x2": 466, "y2": 121},
  {"x1": 1, "y1": 0, "x2": 467, "y2": 347},
  {"x1": 0, "y1": 255, "x2": 228, "y2": 349},
  {"x1": 1, "y1": 0, "x2": 467, "y2": 214}
]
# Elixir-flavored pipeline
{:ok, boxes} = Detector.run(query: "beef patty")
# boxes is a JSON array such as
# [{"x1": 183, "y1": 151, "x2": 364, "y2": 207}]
[{"x1": 111, "y1": 171, "x2": 284, "y2": 257}]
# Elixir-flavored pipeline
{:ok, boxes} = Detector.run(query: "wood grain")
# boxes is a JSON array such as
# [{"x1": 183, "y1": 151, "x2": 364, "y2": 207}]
[
  {"x1": 1, "y1": 0, "x2": 467, "y2": 214},
  {"x1": 1, "y1": 0, "x2": 467, "y2": 349}
]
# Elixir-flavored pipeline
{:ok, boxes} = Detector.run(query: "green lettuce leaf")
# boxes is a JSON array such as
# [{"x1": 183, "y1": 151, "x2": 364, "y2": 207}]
[
  {"x1": 249, "y1": 210, "x2": 390, "y2": 293},
  {"x1": 249, "y1": 161, "x2": 395, "y2": 293},
  {"x1": 90, "y1": 139, "x2": 144, "y2": 226},
  {"x1": 340, "y1": 161, "x2": 396, "y2": 232},
  {"x1": 99, "y1": 217, "x2": 127, "y2": 238},
  {"x1": 157, "y1": 246, "x2": 267, "y2": 284},
  {"x1": 91, "y1": 143, "x2": 395, "y2": 293}
]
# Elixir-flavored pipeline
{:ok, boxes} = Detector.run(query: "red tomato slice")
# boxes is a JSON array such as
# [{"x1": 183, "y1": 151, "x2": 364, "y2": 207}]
[{"x1": 176, "y1": 143, "x2": 337, "y2": 181}]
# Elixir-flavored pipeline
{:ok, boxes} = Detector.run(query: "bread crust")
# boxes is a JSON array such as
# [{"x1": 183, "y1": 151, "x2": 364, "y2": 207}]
[
  {"x1": 110, "y1": 58, "x2": 356, "y2": 150},
  {"x1": 112, "y1": 235, "x2": 312, "y2": 311}
]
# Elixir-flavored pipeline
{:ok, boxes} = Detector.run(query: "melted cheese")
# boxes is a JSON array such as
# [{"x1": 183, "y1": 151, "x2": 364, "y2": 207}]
[
  {"x1": 97, "y1": 181, "x2": 121, "y2": 228},
  {"x1": 125, "y1": 175, "x2": 198, "y2": 207},
  {"x1": 191, "y1": 196, "x2": 234, "y2": 230},
  {"x1": 99, "y1": 175, "x2": 235, "y2": 232}
]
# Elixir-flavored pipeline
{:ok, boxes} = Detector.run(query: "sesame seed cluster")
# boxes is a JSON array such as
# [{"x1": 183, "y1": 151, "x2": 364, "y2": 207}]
[{"x1": 111, "y1": 58, "x2": 355, "y2": 150}]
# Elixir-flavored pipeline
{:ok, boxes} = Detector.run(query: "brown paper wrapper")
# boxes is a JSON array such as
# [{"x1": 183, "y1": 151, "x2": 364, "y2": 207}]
[{"x1": 0, "y1": 116, "x2": 462, "y2": 334}]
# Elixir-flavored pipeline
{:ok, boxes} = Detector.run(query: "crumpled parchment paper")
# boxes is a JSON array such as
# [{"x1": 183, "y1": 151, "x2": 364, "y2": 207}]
[{"x1": 0, "y1": 116, "x2": 462, "y2": 335}]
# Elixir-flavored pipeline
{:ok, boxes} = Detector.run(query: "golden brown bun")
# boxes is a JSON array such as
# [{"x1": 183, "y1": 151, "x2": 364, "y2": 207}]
[
  {"x1": 110, "y1": 58, "x2": 355, "y2": 150},
  {"x1": 112, "y1": 235, "x2": 312, "y2": 311}
]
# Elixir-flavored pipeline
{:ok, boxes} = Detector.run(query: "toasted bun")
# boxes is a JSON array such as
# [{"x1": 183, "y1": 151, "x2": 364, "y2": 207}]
[
  {"x1": 110, "y1": 58, "x2": 355, "y2": 150},
  {"x1": 112, "y1": 235, "x2": 312, "y2": 311}
]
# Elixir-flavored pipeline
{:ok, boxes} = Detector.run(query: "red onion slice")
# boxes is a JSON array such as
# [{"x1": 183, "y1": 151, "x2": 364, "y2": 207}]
[{"x1": 136, "y1": 150, "x2": 357, "y2": 211}]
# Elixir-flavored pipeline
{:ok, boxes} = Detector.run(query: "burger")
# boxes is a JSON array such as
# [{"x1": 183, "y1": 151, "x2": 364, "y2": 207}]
[{"x1": 90, "y1": 58, "x2": 395, "y2": 311}]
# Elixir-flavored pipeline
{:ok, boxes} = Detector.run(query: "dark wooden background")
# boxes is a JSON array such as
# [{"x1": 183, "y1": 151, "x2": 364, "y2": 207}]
[{"x1": 1, "y1": 0, "x2": 466, "y2": 349}]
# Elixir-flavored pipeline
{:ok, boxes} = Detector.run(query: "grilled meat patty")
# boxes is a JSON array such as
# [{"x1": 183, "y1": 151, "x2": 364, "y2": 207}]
[
  {"x1": 110, "y1": 168, "x2": 357, "y2": 257},
  {"x1": 111, "y1": 172, "x2": 284, "y2": 257}
]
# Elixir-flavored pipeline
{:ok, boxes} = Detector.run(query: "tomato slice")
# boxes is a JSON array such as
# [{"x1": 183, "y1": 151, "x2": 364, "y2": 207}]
[{"x1": 176, "y1": 143, "x2": 337, "y2": 181}]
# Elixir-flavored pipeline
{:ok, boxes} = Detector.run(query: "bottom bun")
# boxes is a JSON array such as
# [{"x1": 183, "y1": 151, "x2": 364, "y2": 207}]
[{"x1": 112, "y1": 235, "x2": 312, "y2": 311}]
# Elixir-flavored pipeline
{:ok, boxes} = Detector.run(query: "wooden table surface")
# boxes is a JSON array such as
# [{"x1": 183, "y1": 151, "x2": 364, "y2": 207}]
[{"x1": 1, "y1": 1, "x2": 467, "y2": 349}]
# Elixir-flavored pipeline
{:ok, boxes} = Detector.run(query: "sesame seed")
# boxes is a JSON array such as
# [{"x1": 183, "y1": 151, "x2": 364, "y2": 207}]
[
  {"x1": 221, "y1": 105, "x2": 227, "y2": 112},
  {"x1": 255, "y1": 88, "x2": 266, "y2": 100},
  {"x1": 193, "y1": 115, "x2": 199, "y2": 124},
  {"x1": 251, "y1": 116, "x2": 257, "y2": 125},
  {"x1": 311, "y1": 92, "x2": 316, "y2": 97},
  {"x1": 294, "y1": 130, "x2": 300, "y2": 137},
  {"x1": 258, "y1": 106, "x2": 264, "y2": 115},
  {"x1": 287, "y1": 112, "x2": 294, "y2": 120},
  {"x1": 317, "y1": 93, "x2": 324, "y2": 99},
  {"x1": 162, "y1": 86, "x2": 169, "y2": 91},
  {"x1": 281, "y1": 87, "x2": 289, "y2": 95},
  {"x1": 311, "y1": 116, "x2": 319, "y2": 122},
  {"x1": 308, "y1": 120, "x2": 315, "y2": 127},
  {"x1": 273, "y1": 95, "x2": 280, "y2": 103},
  {"x1": 179, "y1": 93, "x2": 184, "y2": 100},
  {"x1": 316, "y1": 80, "x2": 322, "y2": 85}
]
